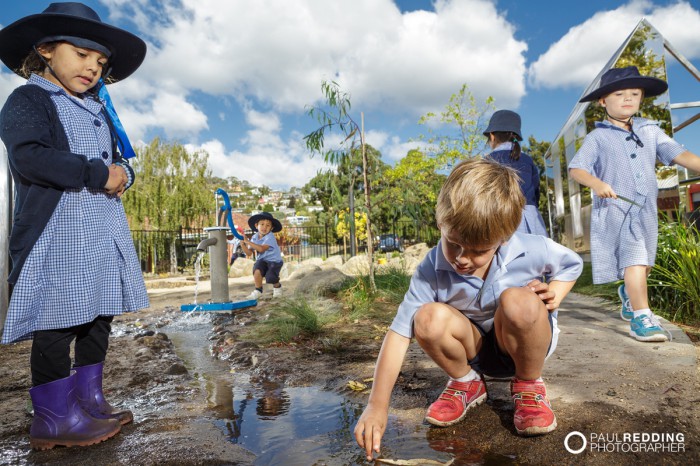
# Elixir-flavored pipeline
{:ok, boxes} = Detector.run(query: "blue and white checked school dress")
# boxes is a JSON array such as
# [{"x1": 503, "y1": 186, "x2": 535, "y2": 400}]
[
  {"x1": 568, "y1": 118, "x2": 686, "y2": 284},
  {"x1": 1, "y1": 76, "x2": 149, "y2": 343}
]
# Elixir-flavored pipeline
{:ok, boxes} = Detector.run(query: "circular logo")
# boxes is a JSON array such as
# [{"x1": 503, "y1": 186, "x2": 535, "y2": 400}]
[{"x1": 564, "y1": 431, "x2": 587, "y2": 454}]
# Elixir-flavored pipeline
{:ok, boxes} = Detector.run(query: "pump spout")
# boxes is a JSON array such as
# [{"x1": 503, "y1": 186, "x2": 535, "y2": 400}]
[{"x1": 196, "y1": 237, "x2": 218, "y2": 252}]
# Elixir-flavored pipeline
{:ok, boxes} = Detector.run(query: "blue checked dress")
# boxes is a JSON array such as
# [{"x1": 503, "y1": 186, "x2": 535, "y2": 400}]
[
  {"x1": 568, "y1": 118, "x2": 685, "y2": 284},
  {"x1": 1, "y1": 76, "x2": 148, "y2": 343}
]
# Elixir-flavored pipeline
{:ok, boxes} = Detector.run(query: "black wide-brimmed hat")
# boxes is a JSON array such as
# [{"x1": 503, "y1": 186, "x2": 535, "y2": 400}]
[
  {"x1": 248, "y1": 212, "x2": 282, "y2": 233},
  {"x1": 579, "y1": 66, "x2": 668, "y2": 103},
  {"x1": 483, "y1": 110, "x2": 523, "y2": 141},
  {"x1": 0, "y1": 2, "x2": 146, "y2": 81}
]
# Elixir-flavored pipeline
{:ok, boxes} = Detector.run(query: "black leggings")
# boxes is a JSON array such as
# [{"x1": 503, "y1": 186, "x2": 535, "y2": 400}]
[{"x1": 30, "y1": 316, "x2": 113, "y2": 386}]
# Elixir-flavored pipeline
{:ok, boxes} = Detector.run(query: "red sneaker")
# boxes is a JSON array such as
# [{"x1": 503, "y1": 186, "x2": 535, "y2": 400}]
[
  {"x1": 511, "y1": 378, "x2": 557, "y2": 435},
  {"x1": 425, "y1": 379, "x2": 487, "y2": 427}
]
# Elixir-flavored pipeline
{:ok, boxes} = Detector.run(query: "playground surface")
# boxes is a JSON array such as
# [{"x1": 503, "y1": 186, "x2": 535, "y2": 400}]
[{"x1": 0, "y1": 273, "x2": 698, "y2": 465}]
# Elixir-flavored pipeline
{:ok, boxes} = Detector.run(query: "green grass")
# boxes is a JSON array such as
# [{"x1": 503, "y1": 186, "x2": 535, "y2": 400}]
[
  {"x1": 256, "y1": 296, "x2": 333, "y2": 343},
  {"x1": 338, "y1": 265, "x2": 412, "y2": 319}
]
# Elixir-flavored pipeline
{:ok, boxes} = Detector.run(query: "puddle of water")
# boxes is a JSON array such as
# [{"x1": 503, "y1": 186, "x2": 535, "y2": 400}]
[{"x1": 164, "y1": 314, "x2": 519, "y2": 466}]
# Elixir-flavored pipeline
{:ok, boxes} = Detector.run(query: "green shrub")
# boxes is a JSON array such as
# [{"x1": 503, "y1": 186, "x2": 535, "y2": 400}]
[{"x1": 649, "y1": 216, "x2": 700, "y2": 323}]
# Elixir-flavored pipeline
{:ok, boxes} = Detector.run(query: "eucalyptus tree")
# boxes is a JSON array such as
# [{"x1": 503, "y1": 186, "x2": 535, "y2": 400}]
[
  {"x1": 417, "y1": 84, "x2": 495, "y2": 168},
  {"x1": 305, "y1": 80, "x2": 378, "y2": 291}
]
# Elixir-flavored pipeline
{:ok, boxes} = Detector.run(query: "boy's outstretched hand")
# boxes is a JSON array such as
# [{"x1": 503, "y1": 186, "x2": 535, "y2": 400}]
[
  {"x1": 354, "y1": 404, "x2": 388, "y2": 461},
  {"x1": 526, "y1": 279, "x2": 559, "y2": 311}
]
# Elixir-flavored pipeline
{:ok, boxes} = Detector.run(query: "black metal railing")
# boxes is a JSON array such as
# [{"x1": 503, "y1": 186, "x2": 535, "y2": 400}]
[{"x1": 131, "y1": 221, "x2": 439, "y2": 274}]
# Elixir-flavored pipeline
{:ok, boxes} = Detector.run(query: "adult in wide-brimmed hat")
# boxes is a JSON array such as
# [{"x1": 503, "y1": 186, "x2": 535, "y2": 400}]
[
  {"x1": 248, "y1": 212, "x2": 283, "y2": 233},
  {"x1": 578, "y1": 66, "x2": 667, "y2": 103},
  {"x1": 0, "y1": 2, "x2": 146, "y2": 81}
]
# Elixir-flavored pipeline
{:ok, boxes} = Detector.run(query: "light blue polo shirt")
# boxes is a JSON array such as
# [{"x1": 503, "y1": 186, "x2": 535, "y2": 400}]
[
  {"x1": 390, "y1": 232, "x2": 583, "y2": 356},
  {"x1": 252, "y1": 231, "x2": 283, "y2": 263}
]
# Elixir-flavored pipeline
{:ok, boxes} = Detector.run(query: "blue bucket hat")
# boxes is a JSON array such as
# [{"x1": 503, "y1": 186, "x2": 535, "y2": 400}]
[
  {"x1": 579, "y1": 66, "x2": 668, "y2": 103},
  {"x1": 0, "y1": 2, "x2": 146, "y2": 81},
  {"x1": 483, "y1": 110, "x2": 523, "y2": 141},
  {"x1": 248, "y1": 212, "x2": 282, "y2": 233}
]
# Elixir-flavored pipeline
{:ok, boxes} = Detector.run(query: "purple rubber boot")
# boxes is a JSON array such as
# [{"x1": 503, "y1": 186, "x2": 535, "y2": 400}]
[
  {"x1": 74, "y1": 362, "x2": 133, "y2": 425},
  {"x1": 29, "y1": 371, "x2": 121, "y2": 450}
]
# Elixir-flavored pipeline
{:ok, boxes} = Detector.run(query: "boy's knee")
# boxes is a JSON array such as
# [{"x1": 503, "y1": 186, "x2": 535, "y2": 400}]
[
  {"x1": 498, "y1": 287, "x2": 546, "y2": 329},
  {"x1": 414, "y1": 303, "x2": 451, "y2": 341}
]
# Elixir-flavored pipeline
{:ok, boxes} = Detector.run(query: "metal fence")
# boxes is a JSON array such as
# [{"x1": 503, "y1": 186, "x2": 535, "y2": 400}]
[{"x1": 131, "y1": 220, "x2": 440, "y2": 274}]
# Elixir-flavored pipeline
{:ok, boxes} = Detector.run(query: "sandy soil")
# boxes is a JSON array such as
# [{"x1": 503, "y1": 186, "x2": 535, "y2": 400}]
[{"x1": 0, "y1": 271, "x2": 698, "y2": 465}]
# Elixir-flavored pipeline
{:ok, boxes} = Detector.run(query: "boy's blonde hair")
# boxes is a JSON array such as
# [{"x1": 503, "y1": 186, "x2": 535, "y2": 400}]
[{"x1": 436, "y1": 157, "x2": 525, "y2": 245}]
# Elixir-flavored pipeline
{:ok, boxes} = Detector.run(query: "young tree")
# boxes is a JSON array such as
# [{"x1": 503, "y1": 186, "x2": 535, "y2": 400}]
[
  {"x1": 305, "y1": 80, "x2": 377, "y2": 292},
  {"x1": 417, "y1": 84, "x2": 495, "y2": 168}
]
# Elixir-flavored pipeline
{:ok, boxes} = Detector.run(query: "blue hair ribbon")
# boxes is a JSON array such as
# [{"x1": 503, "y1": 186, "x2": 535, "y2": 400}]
[{"x1": 97, "y1": 78, "x2": 136, "y2": 159}]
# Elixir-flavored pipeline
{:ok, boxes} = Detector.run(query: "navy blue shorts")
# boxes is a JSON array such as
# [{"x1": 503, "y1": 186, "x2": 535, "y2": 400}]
[
  {"x1": 468, "y1": 312, "x2": 554, "y2": 379},
  {"x1": 253, "y1": 260, "x2": 283, "y2": 284}
]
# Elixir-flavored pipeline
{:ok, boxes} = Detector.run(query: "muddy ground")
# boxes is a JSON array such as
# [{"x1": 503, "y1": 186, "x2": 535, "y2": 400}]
[{"x1": 0, "y1": 270, "x2": 698, "y2": 466}]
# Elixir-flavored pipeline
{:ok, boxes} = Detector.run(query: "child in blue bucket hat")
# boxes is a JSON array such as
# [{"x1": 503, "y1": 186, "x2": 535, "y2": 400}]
[
  {"x1": 484, "y1": 109, "x2": 548, "y2": 237},
  {"x1": 569, "y1": 66, "x2": 700, "y2": 342},
  {"x1": 241, "y1": 212, "x2": 284, "y2": 299},
  {"x1": 0, "y1": 2, "x2": 147, "y2": 450}
]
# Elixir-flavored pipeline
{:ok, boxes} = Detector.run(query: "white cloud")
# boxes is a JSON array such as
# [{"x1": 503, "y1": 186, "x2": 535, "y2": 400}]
[
  {"x1": 1, "y1": 1, "x2": 530, "y2": 190},
  {"x1": 105, "y1": 0, "x2": 528, "y2": 122},
  {"x1": 186, "y1": 107, "x2": 333, "y2": 189},
  {"x1": 528, "y1": 0, "x2": 700, "y2": 90}
]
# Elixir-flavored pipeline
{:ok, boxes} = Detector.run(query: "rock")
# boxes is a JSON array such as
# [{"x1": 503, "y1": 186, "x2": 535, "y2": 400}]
[
  {"x1": 322, "y1": 255, "x2": 344, "y2": 268},
  {"x1": 166, "y1": 363, "x2": 188, "y2": 375},
  {"x1": 294, "y1": 268, "x2": 351, "y2": 296},
  {"x1": 288, "y1": 264, "x2": 322, "y2": 280},
  {"x1": 341, "y1": 255, "x2": 370, "y2": 275},
  {"x1": 229, "y1": 258, "x2": 255, "y2": 277}
]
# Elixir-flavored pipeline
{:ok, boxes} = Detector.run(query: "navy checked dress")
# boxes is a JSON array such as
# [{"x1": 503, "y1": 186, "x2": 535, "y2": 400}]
[
  {"x1": 1, "y1": 76, "x2": 148, "y2": 343},
  {"x1": 568, "y1": 118, "x2": 685, "y2": 284}
]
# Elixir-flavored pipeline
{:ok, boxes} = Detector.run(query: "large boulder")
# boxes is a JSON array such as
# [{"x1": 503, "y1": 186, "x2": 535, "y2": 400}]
[
  {"x1": 294, "y1": 267, "x2": 351, "y2": 296},
  {"x1": 404, "y1": 243, "x2": 431, "y2": 262},
  {"x1": 229, "y1": 258, "x2": 254, "y2": 278},
  {"x1": 341, "y1": 255, "x2": 370, "y2": 275},
  {"x1": 322, "y1": 255, "x2": 344, "y2": 268}
]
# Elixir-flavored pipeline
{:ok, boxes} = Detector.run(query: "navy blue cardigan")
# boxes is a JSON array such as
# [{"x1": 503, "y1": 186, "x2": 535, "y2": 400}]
[
  {"x1": 488, "y1": 149, "x2": 541, "y2": 206},
  {"x1": 1, "y1": 84, "x2": 117, "y2": 284}
]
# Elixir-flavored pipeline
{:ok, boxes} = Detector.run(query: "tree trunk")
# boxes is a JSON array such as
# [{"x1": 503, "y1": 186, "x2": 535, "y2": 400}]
[{"x1": 361, "y1": 113, "x2": 376, "y2": 293}]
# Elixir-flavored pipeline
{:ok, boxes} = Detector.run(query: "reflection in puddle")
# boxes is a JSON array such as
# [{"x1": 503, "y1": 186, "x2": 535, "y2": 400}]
[{"x1": 165, "y1": 314, "x2": 515, "y2": 466}]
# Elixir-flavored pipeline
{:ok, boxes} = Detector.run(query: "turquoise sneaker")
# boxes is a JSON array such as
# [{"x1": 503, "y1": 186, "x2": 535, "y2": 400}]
[
  {"x1": 617, "y1": 284, "x2": 633, "y2": 321},
  {"x1": 629, "y1": 313, "x2": 670, "y2": 342}
]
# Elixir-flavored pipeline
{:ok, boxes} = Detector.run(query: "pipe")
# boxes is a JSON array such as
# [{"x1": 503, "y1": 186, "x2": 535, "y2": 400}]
[{"x1": 196, "y1": 237, "x2": 217, "y2": 252}]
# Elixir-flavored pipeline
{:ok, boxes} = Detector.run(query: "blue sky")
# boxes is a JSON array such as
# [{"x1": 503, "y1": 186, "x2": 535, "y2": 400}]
[{"x1": 1, "y1": 0, "x2": 699, "y2": 190}]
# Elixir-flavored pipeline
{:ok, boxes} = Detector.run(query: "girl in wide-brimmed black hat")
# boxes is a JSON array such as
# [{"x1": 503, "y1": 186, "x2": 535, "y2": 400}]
[
  {"x1": 483, "y1": 109, "x2": 548, "y2": 237},
  {"x1": 0, "y1": 2, "x2": 148, "y2": 450},
  {"x1": 569, "y1": 66, "x2": 700, "y2": 343}
]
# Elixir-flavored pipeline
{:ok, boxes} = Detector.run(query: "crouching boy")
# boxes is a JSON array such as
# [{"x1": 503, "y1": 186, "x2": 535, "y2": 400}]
[{"x1": 354, "y1": 158, "x2": 583, "y2": 461}]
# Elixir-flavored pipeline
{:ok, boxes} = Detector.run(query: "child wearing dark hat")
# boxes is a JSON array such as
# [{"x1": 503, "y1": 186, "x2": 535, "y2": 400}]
[
  {"x1": 484, "y1": 109, "x2": 548, "y2": 237},
  {"x1": 569, "y1": 66, "x2": 700, "y2": 342},
  {"x1": 0, "y1": 2, "x2": 147, "y2": 450},
  {"x1": 241, "y1": 212, "x2": 284, "y2": 299}
]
